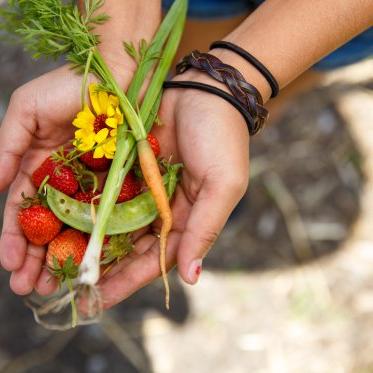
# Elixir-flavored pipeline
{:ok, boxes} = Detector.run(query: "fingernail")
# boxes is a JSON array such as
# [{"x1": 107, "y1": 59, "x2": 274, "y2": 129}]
[{"x1": 187, "y1": 259, "x2": 203, "y2": 284}]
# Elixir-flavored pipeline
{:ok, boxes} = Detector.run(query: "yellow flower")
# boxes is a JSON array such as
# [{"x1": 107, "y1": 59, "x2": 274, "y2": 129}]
[
  {"x1": 94, "y1": 137, "x2": 117, "y2": 159},
  {"x1": 72, "y1": 83, "x2": 123, "y2": 158}
]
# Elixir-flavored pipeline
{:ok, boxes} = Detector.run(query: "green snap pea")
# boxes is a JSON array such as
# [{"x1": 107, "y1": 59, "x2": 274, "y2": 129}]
[{"x1": 46, "y1": 165, "x2": 181, "y2": 235}]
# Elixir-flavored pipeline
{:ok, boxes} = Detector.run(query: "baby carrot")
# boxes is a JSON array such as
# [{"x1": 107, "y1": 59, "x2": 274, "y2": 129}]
[{"x1": 137, "y1": 139, "x2": 172, "y2": 309}]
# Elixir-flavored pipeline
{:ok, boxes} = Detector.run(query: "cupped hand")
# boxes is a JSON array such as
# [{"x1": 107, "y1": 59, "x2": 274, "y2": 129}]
[
  {"x1": 0, "y1": 64, "x2": 131, "y2": 296},
  {"x1": 98, "y1": 73, "x2": 250, "y2": 309}
]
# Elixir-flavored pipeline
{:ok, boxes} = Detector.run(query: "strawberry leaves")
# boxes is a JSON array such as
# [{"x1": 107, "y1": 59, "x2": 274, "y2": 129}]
[
  {"x1": 50, "y1": 255, "x2": 79, "y2": 282},
  {"x1": 101, "y1": 234, "x2": 134, "y2": 265}
]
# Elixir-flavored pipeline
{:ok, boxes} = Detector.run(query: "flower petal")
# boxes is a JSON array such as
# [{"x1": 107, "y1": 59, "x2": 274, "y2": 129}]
[
  {"x1": 93, "y1": 145, "x2": 105, "y2": 159},
  {"x1": 82, "y1": 104, "x2": 95, "y2": 120},
  {"x1": 75, "y1": 128, "x2": 89, "y2": 138},
  {"x1": 105, "y1": 117, "x2": 118, "y2": 129},
  {"x1": 89, "y1": 84, "x2": 103, "y2": 115},
  {"x1": 73, "y1": 116, "x2": 94, "y2": 130},
  {"x1": 104, "y1": 152, "x2": 115, "y2": 160},
  {"x1": 95, "y1": 128, "x2": 109, "y2": 143},
  {"x1": 103, "y1": 137, "x2": 116, "y2": 154},
  {"x1": 74, "y1": 132, "x2": 96, "y2": 152},
  {"x1": 115, "y1": 108, "x2": 124, "y2": 124},
  {"x1": 108, "y1": 95, "x2": 119, "y2": 107},
  {"x1": 107, "y1": 104, "x2": 116, "y2": 117},
  {"x1": 98, "y1": 91, "x2": 109, "y2": 113}
]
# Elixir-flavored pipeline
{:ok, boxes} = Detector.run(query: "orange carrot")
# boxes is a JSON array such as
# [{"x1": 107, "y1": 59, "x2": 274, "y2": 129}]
[{"x1": 137, "y1": 139, "x2": 172, "y2": 309}]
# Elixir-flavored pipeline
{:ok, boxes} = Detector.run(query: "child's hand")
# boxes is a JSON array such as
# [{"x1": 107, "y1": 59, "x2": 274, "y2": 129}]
[
  {"x1": 98, "y1": 74, "x2": 250, "y2": 309},
  {"x1": 0, "y1": 65, "x2": 131, "y2": 296}
]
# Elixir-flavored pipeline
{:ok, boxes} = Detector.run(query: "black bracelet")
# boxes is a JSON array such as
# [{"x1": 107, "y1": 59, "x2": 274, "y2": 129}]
[
  {"x1": 210, "y1": 41, "x2": 279, "y2": 98},
  {"x1": 175, "y1": 50, "x2": 268, "y2": 133},
  {"x1": 163, "y1": 81, "x2": 263, "y2": 135}
]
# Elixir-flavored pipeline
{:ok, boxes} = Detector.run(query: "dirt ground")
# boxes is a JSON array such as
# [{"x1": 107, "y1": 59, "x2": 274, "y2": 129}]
[{"x1": 0, "y1": 40, "x2": 373, "y2": 373}]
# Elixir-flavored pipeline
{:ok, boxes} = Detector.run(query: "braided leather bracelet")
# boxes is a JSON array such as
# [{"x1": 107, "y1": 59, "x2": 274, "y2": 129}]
[
  {"x1": 174, "y1": 50, "x2": 268, "y2": 134},
  {"x1": 210, "y1": 41, "x2": 279, "y2": 98}
]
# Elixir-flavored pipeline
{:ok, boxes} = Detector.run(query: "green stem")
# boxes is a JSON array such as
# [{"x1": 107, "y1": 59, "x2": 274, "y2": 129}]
[
  {"x1": 66, "y1": 277, "x2": 78, "y2": 328},
  {"x1": 140, "y1": 12, "x2": 187, "y2": 123},
  {"x1": 115, "y1": 9, "x2": 187, "y2": 184},
  {"x1": 38, "y1": 175, "x2": 50, "y2": 195},
  {"x1": 81, "y1": 48, "x2": 93, "y2": 107},
  {"x1": 92, "y1": 51, "x2": 147, "y2": 140},
  {"x1": 126, "y1": 0, "x2": 187, "y2": 103},
  {"x1": 79, "y1": 0, "x2": 188, "y2": 285}
]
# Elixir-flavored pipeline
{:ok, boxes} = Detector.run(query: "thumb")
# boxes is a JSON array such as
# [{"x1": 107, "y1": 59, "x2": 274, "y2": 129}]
[
  {"x1": 177, "y1": 176, "x2": 248, "y2": 285},
  {"x1": 0, "y1": 89, "x2": 36, "y2": 190}
]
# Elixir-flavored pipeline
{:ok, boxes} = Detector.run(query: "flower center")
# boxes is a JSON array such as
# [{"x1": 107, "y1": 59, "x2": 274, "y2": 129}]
[{"x1": 94, "y1": 114, "x2": 108, "y2": 133}]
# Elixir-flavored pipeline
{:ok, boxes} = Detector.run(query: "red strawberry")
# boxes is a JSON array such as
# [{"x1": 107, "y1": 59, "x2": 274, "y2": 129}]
[
  {"x1": 117, "y1": 171, "x2": 142, "y2": 203},
  {"x1": 47, "y1": 229, "x2": 87, "y2": 328},
  {"x1": 80, "y1": 151, "x2": 112, "y2": 172},
  {"x1": 32, "y1": 156, "x2": 79, "y2": 196},
  {"x1": 47, "y1": 229, "x2": 87, "y2": 269},
  {"x1": 18, "y1": 205, "x2": 63, "y2": 246},
  {"x1": 147, "y1": 133, "x2": 160, "y2": 158},
  {"x1": 74, "y1": 190, "x2": 101, "y2": 204}
]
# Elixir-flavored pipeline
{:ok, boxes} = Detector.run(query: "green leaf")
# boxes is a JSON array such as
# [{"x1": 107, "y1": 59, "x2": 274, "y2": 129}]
[
  {"x1": 0, "y1": 0, "x2": 107, "y2": 64},
  {"x1": 52, "y1": 256, "x2": 62, "y2": 271},
  {"x1": 101, "y1": 234, "x2": 134, "y2": 265},
  {"x1": 139, "y1": 39, "x2": 149, "y2": 58},
  {"x1": 62, "y1": 256, "x2": 79, "y2": 279},
  {"x1": 123, "y1": 41, "x2": 139, "y2": 64},
  {"x1": 49, "y1": 254, "x2": 79, "y2": 282}
]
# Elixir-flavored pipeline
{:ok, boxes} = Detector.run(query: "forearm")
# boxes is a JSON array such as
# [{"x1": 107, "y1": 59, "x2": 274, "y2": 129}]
[
  {"x1": 79, "y1": 0, "x2": 162, "y2": 75},
  {"x1": 211, "y1": 0, "x2": 373, "y2": 101}
]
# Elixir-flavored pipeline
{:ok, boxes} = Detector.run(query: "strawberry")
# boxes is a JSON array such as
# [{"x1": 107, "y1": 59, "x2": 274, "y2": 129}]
[
  {"x1": 18, "y1": 205, "x2": 63, "y2": 246},
  {"x1": 80, "y1": 151, "x2": 112, "y2": 172},
  {"x1": 32, "y1": 156, "x2": 79, "y2": 196},
  {"x1": 47, "y1": 229, "x2": 88, "y2": 327},
  {"x1": 47, "y1": 229, "x2": 87, "y2": 280},
  {"x1": 116, "y1": 171, "x2": 142, "y2": 203},
  {"x1": 74, "y1": 190, "x2": 100, "y2": 204},
  {"x1": 147, "y1": 133, "x2": 161, "y2": 158}
]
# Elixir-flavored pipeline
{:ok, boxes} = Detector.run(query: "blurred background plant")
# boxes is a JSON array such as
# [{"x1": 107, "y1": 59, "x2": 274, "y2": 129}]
[{"x1": 1, "y1": 21, "x2": 373, "y2": 373}]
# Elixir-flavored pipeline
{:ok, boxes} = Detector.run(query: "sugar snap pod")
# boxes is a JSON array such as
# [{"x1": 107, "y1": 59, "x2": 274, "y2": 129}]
[{"x1": 46, "y1": 165, "x2": 181, "y2": 235}]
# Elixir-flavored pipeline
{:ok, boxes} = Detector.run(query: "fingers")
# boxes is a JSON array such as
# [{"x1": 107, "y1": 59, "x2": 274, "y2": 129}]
[
  {"x1": 0, "y1": 88, "x2": 36, "y2": 191},
  {"x1": 98, "y1": 231, "x2": 180, "y2": 309},
  {"x1": 0, "y1": 171, "x2": 34, "y2": 271},
  {"x1": 177, "y1": 176, "x2": 248, "y2": 285},
  {"x1": 10, "y1": 245, "x2": 45, "y2": 295},
  {"x1": 35, "y1": 268, "x2": 58, "y2": 296},
  {"x1": 3, "y1": 172, "x2": 48, "y2": 295}
]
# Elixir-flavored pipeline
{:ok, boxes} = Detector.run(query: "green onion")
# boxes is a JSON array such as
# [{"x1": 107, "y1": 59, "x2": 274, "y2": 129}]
[{"x1": 79, "y1": 0, "x2": 188, "y2": 286}]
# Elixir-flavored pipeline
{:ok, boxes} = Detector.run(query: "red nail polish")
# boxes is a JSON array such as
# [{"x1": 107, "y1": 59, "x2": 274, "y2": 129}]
[
  {"x1": 188, "y1": 259, "x2": 203, "y2": 284},
  {"x1": 195, "y1": 265, "x2": 202, "y2": 276}
]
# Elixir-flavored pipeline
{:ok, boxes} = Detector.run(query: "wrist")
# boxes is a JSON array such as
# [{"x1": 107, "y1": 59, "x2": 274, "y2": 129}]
[
  {"x1": 170, "y1": 52, "x2": 269, "y2": 135},
  {"x1": 173, "y1": 49, "x2": 272, "y2": 103},
  {"x1": 170, "y1": 70, "x2": 251, "y2": 138},
  {"x1": 209, "y1": 49, "x2": 272, "y2": 103}
]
